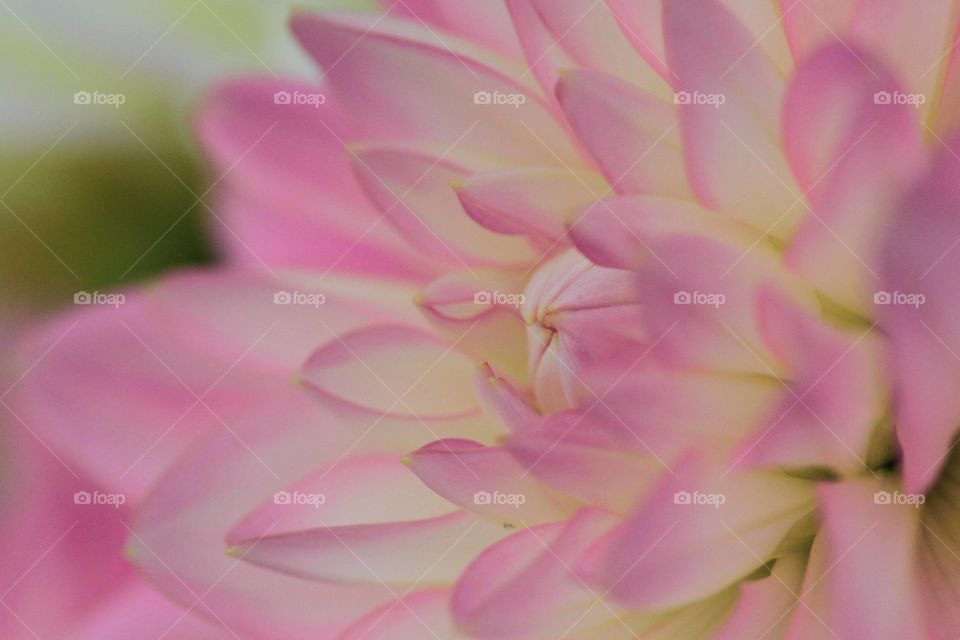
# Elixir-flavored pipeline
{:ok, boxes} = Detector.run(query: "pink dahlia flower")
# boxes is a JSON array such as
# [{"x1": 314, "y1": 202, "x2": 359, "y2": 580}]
[{"x1": 10, "y1": 1, "x2": 960, "y2": 638}]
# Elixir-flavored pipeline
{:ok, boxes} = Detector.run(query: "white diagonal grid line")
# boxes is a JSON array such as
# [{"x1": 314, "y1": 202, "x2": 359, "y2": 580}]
[
  {"x1": 316, "y1": 118, "x2": 482, "y2": 280},
  {"x1": 119, "y1": 120, "x2": 280, "y2": 279},
  {"x1": 310, "y1": 317, "x2": 483, "y2": 482},
  {"x1": 718, "y1": 520, "x2": 841, "y2": 640},
  {"x1": 551, "y1": 520, "x2": 680, "y2": 640},
  {"x1": 393, "y1": 0, "x2": 481, "y2": 80},
  {"x1": 122, "y1": 520, "x2": 261, "y2": 640},
  {"x1": 718, "y1": 119, "x2": 880, "y2": 279},
  {"x1": 1, "y1": 121, "x2": 83, "y2": 280},
  {"x1": 520, "y1": 520, "x2": 653, "y2": 640},
  {"x1": 1, "y1": 122, "x2": 78, "y2": 200},
  {"x1": 518, "y1": 321, "x2": 680, "y2": 481},
  {"x1": 0, "y1": 0, "x2": 80, "y2": 79},
  {"x1": 918, "y1": 121, "x2": 960, "y2": 279},
  {"x1": 198, "y1": 0, "x2": 279, "y2": 78},
  {"x1": 910, "y1": 321, "x2": 960, "y2": 484},
  {"x1": 116, "y1": 319, "x2": 282, "y2": 480},
  {"x1": 0, "y1": 320, "x2": 82, "y2": 478},
  {"x1": 517, "y1": 119, "x2": 681, "y2": 281},
  {"x1": 120, "y1": 0, "x2": 201, "y2": 80},
  {"x1": 756, "y1": 520, "x2": 880, "y2": 640},
  {"x1": 320, "y1": 516, "x2": 484, "y2": 640},
  {"x1": 718, "y1": 319, "x2": 881, "y2": 480},
  {"x1": 517, "y1": 0, "x2": 604, "y2": 82},
  {"x1": 0, "y1": 521, "x2": 79, "y2": 639},
  {"x1": 119, "y1": 119, "x2": 280, "y2": 280},
  {"x1": 796, "y1": 0, "x2": 880, "y2": 79},
  {"x1": 718, "y1": 0, "x2": 800, "y2": 80}
]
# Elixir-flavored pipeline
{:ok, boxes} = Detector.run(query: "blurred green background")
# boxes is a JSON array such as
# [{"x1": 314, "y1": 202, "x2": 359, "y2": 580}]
[{"x1": 0, "y1": 0, "x2": 373, "y2": 319}]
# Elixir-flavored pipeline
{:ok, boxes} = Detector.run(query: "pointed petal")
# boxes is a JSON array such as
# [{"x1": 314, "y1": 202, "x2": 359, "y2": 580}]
[
  {"x1": 664, "y1": 0, "x2": 798, "y2": 236},
  {"x1": 389, "y1": 0, "x2": 522, "y2": 58},
  {"x1": 291, "y1": 12, "x2": 580, "y2": 167},
  {"x1": 783, "y1": 43, "x2": 924, "y2": 313},
  {"x1": 407, "y1": 439, "x2": 579, "y2": 524},
  {"x1": 557, "y1": 70, "x2": 689, "y2": 198},
  {"x1": 586, "y1": 454, "x2": 814, "y2": 610},
  {"x1": 785, "y1": 478, "x2": 923, "y2": 640},
  {"x1": 453, "y1": 508, "x2": 621, "y2": 638},
  {"x1": 198, "y1": 78, "x2": 434, "y2": 279},
  {"x1": 298, "y1": 325, "x2": 503, "y2": 448},
  {"x1": 337, "y1": 589, "x2": 467, "y2": 640},
  {"x1": 506, "y1": 0, "x2": 671, "y2": 100},
  {"x1": 350, "y1": 146, "x2": 538, "y2": 266},
  {"x1": 733, "y1": 287, "x2": 889, "y2": 474},
  {"x1": 880, "y1": 144, "x2": 960, "y2": 493},
  {"x1": 454, "y1": 167, "x2": 604, "y2": 245}
]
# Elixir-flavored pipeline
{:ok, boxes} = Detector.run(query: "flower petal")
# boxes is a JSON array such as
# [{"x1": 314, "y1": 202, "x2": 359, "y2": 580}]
[
  {"x1": 298, "y1": 325, "x2": 503, "y2": 448},
  {"x1": 350, "y1": 146, "x2": 538, "y2": 266},
  {"x1": 407, "y1": 439, "x2": 579, "y2": 525},
  {"x1": 713, "y1": 553, "x2": 807, "y2": 640},
  {"x1": 230, "y1": 510, "x2": 508, "y2": 586},
  {"x1": 452, "y1": 508, "x2": 621, "y2": 638},
  {"x1": 291, "y1": 11, "x2": 580, "y2": 167},
  {"x1": 606, "y1": 0, "x2": 793, "y2": 78},
  {"x1": 732, "y1": 287, "x2": 889, "y2": 474},
  {"x1": 783, "y1": 43, "x2": 924, "y2": 313},
  {"x1": 126, "y1": 401, "x2": 399, "y2": 639},
  {"x1": 198, "y1": 78, "x2": 434, "y2": 280},
  {"x1": 783, "y1": 0, "x2": 957, "y2": 124},
  {"x1": 336, "y1": 589, "x2": 467, "y2": 640},
  {"x1": 556, "y1": 69, "x2": 689, "y2": 198},
  {"x1": 389, "y1": 0, "x2": 522, "y2": 58},
  {"x1": 506, "y1": 0, "x2": 671, "y2": 100},
  {"x1": 454, "y1": 167, "x2": 605, "y2": 246},
  {"x1": 785, "y1": 478, "x2": 923, "y2": 640},
  {"x1": 585, "y1": 453, "x2": 815, "y2": 610},
  {"x1": 664, "y1": 0, "x2": 799, "y2": 236},
  {"x1": 880, "y1": 144, "x2": 960, "y2": 493}
]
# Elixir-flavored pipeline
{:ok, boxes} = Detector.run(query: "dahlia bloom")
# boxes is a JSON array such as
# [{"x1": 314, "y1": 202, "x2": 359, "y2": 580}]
[{"x1": 11, "y1": 0, "x2": 960, "y2": 638}]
